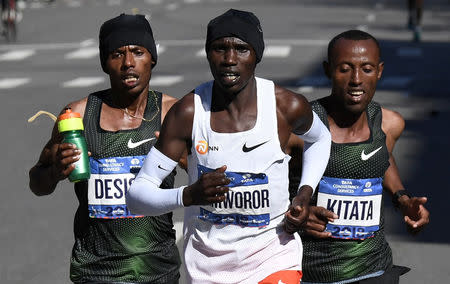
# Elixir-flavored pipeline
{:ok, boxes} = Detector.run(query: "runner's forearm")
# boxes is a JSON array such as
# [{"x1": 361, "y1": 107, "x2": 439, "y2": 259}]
[
  {"x1": 29, "y1": 163, "x2": 59, "y2": 196},
  {"x1": 127, "y1": 147, "x2": 184, "y2": 215},
  {"x1": 297, "y1": 111, "x2": 331, "y2": 194}
]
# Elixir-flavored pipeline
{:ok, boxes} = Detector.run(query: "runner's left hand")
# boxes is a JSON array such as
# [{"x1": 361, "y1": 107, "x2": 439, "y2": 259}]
[
  {"x1": 284, "y1": 185, "x2": 312, "y2": 234},
  {"x1": 399, "y1": 196, "x2": 430, "y2": 234}
]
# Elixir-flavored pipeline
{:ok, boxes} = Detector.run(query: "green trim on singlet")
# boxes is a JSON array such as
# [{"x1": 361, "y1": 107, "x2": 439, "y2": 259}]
[
  {"x1": 301, "y1": 99, "x2": 392, "y2": 283},
  {"x1": 70, "y1": 89, "x2": 180, "y2": 284}
]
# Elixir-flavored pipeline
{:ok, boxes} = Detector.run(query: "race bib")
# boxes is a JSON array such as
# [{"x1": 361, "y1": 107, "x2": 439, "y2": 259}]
[
  {"x1": 198, "y1": 165, "x2": 270, "y2": 227},
  {"x1": 317, "y1": 176, "x2": 383, "y2": 240},
  {"x1": 87, "y1": 156, "x2": 145, "y2": 219}
]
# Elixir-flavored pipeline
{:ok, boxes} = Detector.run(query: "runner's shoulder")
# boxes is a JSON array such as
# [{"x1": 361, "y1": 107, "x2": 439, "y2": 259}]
[{"x1": 381, "y1": 108, "x2": 405, "y2": 139}]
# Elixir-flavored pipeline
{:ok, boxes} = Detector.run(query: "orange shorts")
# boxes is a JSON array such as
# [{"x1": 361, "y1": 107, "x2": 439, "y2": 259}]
[{"x1": 258, "y1": 270, "x2": 303, "y2": 284}]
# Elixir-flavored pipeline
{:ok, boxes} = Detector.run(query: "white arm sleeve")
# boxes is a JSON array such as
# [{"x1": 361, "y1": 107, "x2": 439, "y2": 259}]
[
  {"x1": 296, "y1": 111, "x2": 331, "y2": 194},
  {"x1": 126, "y1": 147, "x2": 185, "y2": 216}
]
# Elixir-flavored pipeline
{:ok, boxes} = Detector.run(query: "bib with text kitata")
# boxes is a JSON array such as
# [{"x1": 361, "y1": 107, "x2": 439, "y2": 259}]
[{"x1": 317, "y1": 176, "x2": 383, "y2": 240}]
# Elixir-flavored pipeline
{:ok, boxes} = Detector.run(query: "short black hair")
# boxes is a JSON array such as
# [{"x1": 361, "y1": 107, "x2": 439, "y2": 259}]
[{"x1": 327, "y1": 30, "x2": 380, "y2": 61}]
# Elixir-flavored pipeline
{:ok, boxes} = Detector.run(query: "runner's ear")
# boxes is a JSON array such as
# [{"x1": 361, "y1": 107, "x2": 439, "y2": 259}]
[{"x1": 376, "y1": 61, "x2": 384, "y2": 80}]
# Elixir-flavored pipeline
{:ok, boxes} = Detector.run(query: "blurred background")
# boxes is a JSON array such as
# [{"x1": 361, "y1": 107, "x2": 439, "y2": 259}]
[{"x1": 1, "y1": 0, "x2": 449, "y2": 283}]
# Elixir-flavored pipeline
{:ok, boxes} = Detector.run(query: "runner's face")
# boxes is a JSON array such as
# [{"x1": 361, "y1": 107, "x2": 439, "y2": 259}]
[
  {"x1": 326, "y1": 38, "x2": 383, "y2": 114},
  {"x1": 105, "y1": 45, "x2": 153, "y2": 96},
  {"x1": 207, "y1": 37, "x2": 257, "y2": 94}
]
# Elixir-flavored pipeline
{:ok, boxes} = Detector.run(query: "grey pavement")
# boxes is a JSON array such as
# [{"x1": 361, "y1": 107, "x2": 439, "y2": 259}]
[{"x1": 1, "y1": 0, "x2": 449, "y2": 283}]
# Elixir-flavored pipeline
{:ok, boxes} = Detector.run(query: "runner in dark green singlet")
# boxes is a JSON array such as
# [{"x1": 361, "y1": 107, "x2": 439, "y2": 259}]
[
  {"x1": 290, "y1": 30, "x2": 430, "y2": 284},
  {"x1": 29, "y1": 14, "x2": 183, "y2": 283}
]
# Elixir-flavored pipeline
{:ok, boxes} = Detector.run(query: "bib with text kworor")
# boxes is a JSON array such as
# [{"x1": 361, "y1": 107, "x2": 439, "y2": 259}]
[
  {"x1": 198, "y1": 165, "x2": 270, "y2": 227},
  {"x1": 88, "y1": 156, "x2": 144, "y2": 219},
  {"x1": 317, "y1": 176, "x2": 383, "y2": 240}
]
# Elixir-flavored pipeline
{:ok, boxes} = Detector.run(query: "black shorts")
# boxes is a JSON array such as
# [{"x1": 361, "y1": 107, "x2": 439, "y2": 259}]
[{"x1": 353, "y1": 265, "x2": 411, "y2": 284}]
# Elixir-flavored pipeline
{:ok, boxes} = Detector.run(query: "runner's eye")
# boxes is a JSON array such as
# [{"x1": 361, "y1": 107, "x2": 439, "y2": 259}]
[
  {"x1": 362, "y1": 66, "x2": 374, "y2": 73},
  {"x1": 111, "y1": 51, "x2": 123, "y2": 58},
  {"x1": 212, "y1": 46, "x2": 225, "y2": 52},
  {"x1": 236, "y1": 46, "x2": 249, "y2": 53}
]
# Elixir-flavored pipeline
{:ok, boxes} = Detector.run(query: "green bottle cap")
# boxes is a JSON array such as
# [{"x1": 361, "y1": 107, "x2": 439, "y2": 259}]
[{"x1": 57, "y1": 108, "x2": 84, "y2": 132}]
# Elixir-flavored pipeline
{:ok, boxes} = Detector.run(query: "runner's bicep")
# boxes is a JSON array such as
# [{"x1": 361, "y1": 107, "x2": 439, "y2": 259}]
[{"x1": 381, "y1": 108, "x2": 405, "y2": 152}]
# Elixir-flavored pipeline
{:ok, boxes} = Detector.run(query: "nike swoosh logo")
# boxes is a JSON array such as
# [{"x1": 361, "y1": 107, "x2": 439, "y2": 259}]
[
  {"x1": 278, "y1": 280, "x2": 286, "y2": 284},
  {"x1": 127, "y1": 138, "x2": 155, "y2": 149},
  {"x1": 242, "y1": 140, "x2": 269, "y2": 152},
  {"x1": 158, "y1": 165, "x2": 169, "y2": 171},
  {"x1": 361, "y1": 146, "x2": 383, "y2": 161}
]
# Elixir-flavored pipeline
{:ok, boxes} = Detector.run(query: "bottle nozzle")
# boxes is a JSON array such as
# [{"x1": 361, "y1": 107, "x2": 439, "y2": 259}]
[{"x1": 57, "y1": 107, "x2": 83, "y2": 132}]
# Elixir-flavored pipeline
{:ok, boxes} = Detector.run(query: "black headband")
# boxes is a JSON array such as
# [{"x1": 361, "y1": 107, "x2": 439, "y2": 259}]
[
  {"x1": 205, "y1": 9, "x2": 264, "y2": 63},
  {"x1": 99, "y1": 13, "x2": 157, "y2": 73}
]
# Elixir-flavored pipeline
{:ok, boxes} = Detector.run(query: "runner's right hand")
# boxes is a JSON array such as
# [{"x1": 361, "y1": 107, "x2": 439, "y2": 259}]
[
  {"x1": 183, "y1": 165, "x2": 230, "y2": 206},
  {"x1": 302, "y1": 206, "x2": 338, "y2": 238},
  {"x1": 50, "y1": 142, "x2": 81, "y2": 180}
]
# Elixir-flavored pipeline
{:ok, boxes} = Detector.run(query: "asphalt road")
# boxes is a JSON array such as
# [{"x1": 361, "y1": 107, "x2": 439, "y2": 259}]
[{"x1": 1, "y1": 0, "x2": 449, "y2": 283}]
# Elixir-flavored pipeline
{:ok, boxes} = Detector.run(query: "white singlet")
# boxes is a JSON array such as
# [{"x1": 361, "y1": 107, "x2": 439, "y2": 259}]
[{"x1": 184, "y1": 77, "x2": 302, "y2": 284}]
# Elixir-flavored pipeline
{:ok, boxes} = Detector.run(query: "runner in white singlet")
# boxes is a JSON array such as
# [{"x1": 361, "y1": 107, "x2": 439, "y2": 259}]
[{"x1": 126, "y1": 9, "x2": 332, "y2": 284}]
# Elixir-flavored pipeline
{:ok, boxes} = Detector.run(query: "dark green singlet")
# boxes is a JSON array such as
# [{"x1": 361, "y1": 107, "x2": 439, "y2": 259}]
[
  {"x1": 70, "y1": 90, "x2": 180, "y2": 284},
  {"x1": 301, "y1": 99, "x2": 392, "y2": 283}
]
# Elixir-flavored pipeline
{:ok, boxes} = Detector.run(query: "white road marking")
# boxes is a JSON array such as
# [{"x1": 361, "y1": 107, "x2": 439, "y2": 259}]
[
  {"x1": 65, "y1": 47, "x2": 99, "y2": 59},
  {"x1": 80, "y1": 39, "x2": 96, "y2": 47},
  {"x1": 107, "y1": 0, "x2": 122, "y2": 5},
  {"x1": 366, "y1": 13, "x2": 376, "y2": 23},
  {"x1": 166, "y1": 3, "x2": 179, "y2": 11},
  {"x1": 264, "y1": 45, "x2": 291, "y2": 57},
  {"x1": 0, "y1": 78, "x2": 31, "y2": 89},
  {"x1": 145, "y1": 0, "x2": 163, "y2": 4},
  {"x1": 0, "y1": 49, "x2": 35, "y2": 61},
  {"x1": 67, "y1": 0, "x2": 82, "y2": 8},
  {"x1": 356, "y1": 25, "x2": 369, "y2": 31},
  {"x1": 17, "y1": 0, "x2": 27, "y2": 9},
  {"x1": 29, "y1": 2, "x2": 45, "y2": 9},
  {"x1": 151, "y1": 75, "x2": 183, "y2": 86},
  {"x1": 62, "y1": 77, "x2": 105, "y2": 88},
  {"x1": 196, "y1": 48, "x2": 206, "y2": 57},
  {"x1": 0, "y1": 42, "x2": 86, "y2": 51},
  {"x1": 156, "y1": 44, "x2": 166, "y2": 54},
  {"x1": 297, "y1": 86, "x2": 314, "y2": 93}
]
